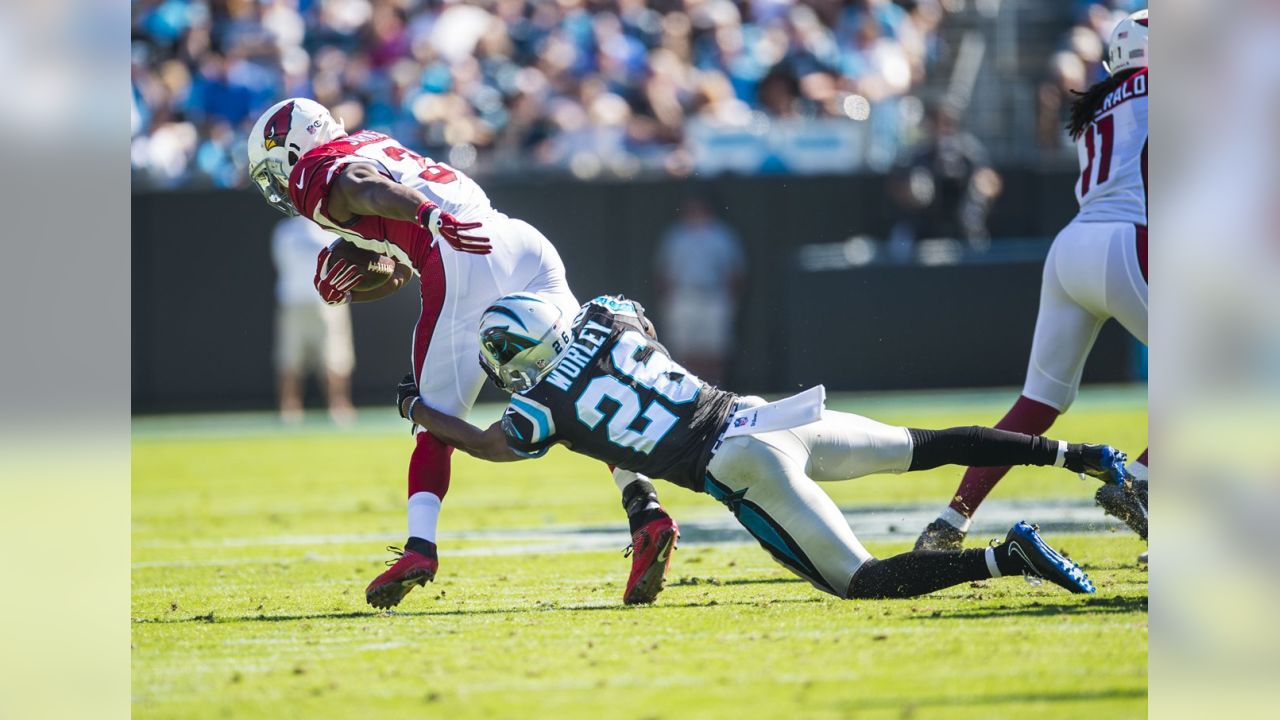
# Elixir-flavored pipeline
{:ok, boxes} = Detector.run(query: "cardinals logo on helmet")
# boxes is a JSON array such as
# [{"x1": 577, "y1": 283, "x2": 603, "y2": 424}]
[{"x1": 262, "y1": 101, "x2": 295, "y2": 152}]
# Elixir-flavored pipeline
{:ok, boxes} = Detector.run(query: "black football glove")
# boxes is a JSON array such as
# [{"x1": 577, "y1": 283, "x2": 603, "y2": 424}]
[{"x1": 397, "y1": 372, "x2": 419, "y2": 425}]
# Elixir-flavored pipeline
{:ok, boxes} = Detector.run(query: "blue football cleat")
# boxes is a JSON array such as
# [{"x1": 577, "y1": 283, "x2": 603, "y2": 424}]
[
  {"x1": 1001, "y1": 521, "x2": 1096, "y2": 594},
  {"x1": 1077, "y1": 444, "x2": 1133, "y2": 486}
]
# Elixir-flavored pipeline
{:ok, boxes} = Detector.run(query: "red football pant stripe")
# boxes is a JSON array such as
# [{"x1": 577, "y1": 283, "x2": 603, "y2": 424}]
[
  {"x1": 407, "y1": 245, "x2": 450, "y2": 499},
  {"x1": 1135, "y1": 224, "x2": 1148, "y2": 282}
]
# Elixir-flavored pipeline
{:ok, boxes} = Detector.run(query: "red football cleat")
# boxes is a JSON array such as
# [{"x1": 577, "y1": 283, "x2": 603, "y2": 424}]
[
  {"x1": 365, "y1": 545, "x2": 438, "y2": 609},
  {"x1": 623, "y1": 515, "x2": 679, "y2": 605}
]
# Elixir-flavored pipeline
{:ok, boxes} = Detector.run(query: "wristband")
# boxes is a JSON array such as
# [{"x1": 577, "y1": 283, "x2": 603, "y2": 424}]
[
  {"x1": 403, "y1": 396, "x2": 420, "y2": 421},
  {"x1": 416, "y1": 201, "x2": 436, "y2": 227}
]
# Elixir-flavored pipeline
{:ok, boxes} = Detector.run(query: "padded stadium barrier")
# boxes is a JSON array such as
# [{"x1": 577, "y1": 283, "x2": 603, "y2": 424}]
[{"x1": 132, "y1": 170, "x2": 1138, "y2": 412}]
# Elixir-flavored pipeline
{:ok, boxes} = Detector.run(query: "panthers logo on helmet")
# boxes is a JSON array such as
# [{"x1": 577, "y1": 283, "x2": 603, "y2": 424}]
[
  {"x1": 262, "y1": 100, "x2": 295, "y2": 151},
  {"x1": 482, "y1": 326, "x2": 539, "y2": 364}
]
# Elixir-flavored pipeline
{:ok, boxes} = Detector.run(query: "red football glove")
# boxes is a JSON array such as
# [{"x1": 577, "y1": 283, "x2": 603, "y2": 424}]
[
  {"x1": 418, "y1": 202, "x2": 490, "y2": 255},
  {"x1": 313, "y1": 247, "x2": 363, "y2": 305}
]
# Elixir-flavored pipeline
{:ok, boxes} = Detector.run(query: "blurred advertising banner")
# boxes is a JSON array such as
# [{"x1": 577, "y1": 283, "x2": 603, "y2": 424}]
[{"x1": 686, "y1": 117, "x2": 871, "y2": 175}]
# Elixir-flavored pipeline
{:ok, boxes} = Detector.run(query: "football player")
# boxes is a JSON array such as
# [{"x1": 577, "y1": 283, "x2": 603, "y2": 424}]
[
  {"x1": 393, "y1": 293, "x2": 1136, "y2": 599},
  {"x1": 916, "y1": 10, "x2": 1149, "y2": 556},
  {"x1": 246, "y1": 98, "x2": 679, "y2": 608}
]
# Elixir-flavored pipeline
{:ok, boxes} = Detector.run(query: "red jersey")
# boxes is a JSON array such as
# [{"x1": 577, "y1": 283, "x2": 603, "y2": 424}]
[{"x1": 288, "y1": 130, "x2": 496, "y2": 269}]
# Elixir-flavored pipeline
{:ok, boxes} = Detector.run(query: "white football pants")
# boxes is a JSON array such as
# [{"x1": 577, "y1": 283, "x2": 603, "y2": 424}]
[
  {"x1": 413, "y1": 216, "x2": 579, "y2": 418},
  {"x1": 704, "y1": 403, "x2": 914, "y2": 597},
  {"x1": 1022, "y1": 220, "x2": 1148, "y2": 411}
]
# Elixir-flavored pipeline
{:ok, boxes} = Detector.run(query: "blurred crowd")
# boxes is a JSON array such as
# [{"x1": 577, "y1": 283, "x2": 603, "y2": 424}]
[
  {"x1": 1035, "y1": 0, "x2": 1145, "y2": 150},
  {"x1": 131, "y1": 0, "x2": 949, "y2": 188}
]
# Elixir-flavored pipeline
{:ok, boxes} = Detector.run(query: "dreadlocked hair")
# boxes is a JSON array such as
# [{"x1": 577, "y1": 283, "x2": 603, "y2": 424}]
[{"x1": 1067, "y1": 69, "x2": 1140, "y2": 140}]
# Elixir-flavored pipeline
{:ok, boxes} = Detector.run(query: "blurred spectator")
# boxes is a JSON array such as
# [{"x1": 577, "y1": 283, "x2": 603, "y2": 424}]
[
  {"x1": 654, "y1": 194, "x2": 746, "y2": 384},
  {"x1": 270, "y1": 216, "x2": 356, "y2": 425},
  {"x1": 1036, "y1": 2, "x2": 1139, "y2": 151},
  {"x1": 888, "y1": 102, "x2": 1002, "y2": 254},
  {"x1": 130, "y1": 0, "x2": 949, "y2": 186}
]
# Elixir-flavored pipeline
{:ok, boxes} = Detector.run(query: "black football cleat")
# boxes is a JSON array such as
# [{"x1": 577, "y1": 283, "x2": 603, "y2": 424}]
[
  {"x1": 1096, "y1": 479, "x2": 1148, "y2": 541},
  {"x1": 914, "y1": 518, "x2": 966, "y2": 551}
]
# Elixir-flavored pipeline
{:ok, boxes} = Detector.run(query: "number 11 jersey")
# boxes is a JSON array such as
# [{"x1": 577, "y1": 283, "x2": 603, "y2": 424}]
[
  {"x1": 1074, "y1": 68, "x2": 1147, "y2": 225},
  {"x1": 501, "y1": 296, "x2": 738, "y2": 491}
]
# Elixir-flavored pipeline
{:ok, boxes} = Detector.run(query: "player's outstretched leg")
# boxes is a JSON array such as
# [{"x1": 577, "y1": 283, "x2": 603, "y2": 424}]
[
  {"x1": 916, "y1": 396, "x2": 1059, "y2": 551},
  {"x1": 618, "y1": 474, "x2": 679, "y2": 605},
  {"x1": 903, "y1": 426, "x2": 1132, "y2": 484},
  {"x1": 848, "y1": 521, "x2": 1094, "y2": 598},
  {"x1": 910, "y1": 425, "x2": 1132, "y2": 551}
]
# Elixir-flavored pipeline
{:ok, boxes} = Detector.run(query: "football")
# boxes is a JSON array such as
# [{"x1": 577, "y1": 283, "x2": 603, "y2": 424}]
[{"x1": 325, "y1": 238, "x2": 396, "y2": 291}]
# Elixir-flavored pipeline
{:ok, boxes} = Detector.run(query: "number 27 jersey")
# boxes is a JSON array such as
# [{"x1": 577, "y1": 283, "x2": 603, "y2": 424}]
[{"x1": 501, "y1": 297, "x2": 738, "y2": 491}]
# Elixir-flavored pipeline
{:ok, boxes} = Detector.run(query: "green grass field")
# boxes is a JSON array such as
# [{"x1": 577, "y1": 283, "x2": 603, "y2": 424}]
[{"x1": 132, "y1": 386, "x2": 1148, "y2": 719}]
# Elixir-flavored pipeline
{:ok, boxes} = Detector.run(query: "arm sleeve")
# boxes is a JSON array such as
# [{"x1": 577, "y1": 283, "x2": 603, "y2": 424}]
[
  {"x1": 287, "y1": 149, "x2": 385, "y2": 224},
  {"x1": 500, "y1": 396, "x2": 558, "y2": 459}
]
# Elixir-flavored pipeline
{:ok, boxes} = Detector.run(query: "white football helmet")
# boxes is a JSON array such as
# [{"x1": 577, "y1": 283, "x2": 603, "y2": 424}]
[
  {"x1": 1105, "y1": 9, "x2": 1148, "y2": 75},
  {"x1": 247, "y1": 98, "x2": 347, "y2": 216},
  {"x1": 478, "y1": 293, "x2": 574, "y2": 392}
]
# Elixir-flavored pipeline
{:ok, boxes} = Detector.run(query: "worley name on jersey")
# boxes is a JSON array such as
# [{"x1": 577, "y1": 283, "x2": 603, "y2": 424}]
[{"x1": 542, "y1": 319, "x2": 612, "y2": 392}]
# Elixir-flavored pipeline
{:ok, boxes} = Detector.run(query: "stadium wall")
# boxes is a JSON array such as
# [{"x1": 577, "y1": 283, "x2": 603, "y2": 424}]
[{"x1": 132, "y1": 170, "x2": 1139, "y2": 412}]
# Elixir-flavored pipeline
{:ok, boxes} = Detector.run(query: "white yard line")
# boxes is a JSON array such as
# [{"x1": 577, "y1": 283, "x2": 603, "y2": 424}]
[{"x1": 133, "y1": 499, "x2": 1123, "y2": 569}]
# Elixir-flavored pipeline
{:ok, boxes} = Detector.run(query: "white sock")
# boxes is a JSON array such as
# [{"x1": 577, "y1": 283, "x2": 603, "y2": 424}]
[
  {"x1": 612, "y1": 467, "x2": 641, "y2": 493},
  {"x1": 407, "y1": 492, "x2": 442, "y2": 542},
  {"x1": 1053, "y1": 440, "x2": 1068, "y2": 468},
  {"x1": 1129, "y1": 461, "x2": 1149, "y2": 482},
  {"x1": 984, "y1": 547, "x2": 1003, "y2": 578},
  {"x1": 939, "y1": 506, "x2": 973, "y2": 533}
]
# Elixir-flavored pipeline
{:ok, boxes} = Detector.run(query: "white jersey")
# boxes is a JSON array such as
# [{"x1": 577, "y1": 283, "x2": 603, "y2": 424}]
[{"x1": 1074, "y1": 68, "x2": 1148, "y2": 225}]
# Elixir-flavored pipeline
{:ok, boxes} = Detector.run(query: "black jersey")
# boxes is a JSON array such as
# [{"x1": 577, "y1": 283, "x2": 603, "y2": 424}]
[{"x1": 500, "y1": 296, "x2": 737, "y2": 491}]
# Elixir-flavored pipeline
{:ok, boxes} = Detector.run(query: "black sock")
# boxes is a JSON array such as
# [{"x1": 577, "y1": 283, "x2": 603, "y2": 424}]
[
  {"x1": 907, "y1": 426, "x2": 1061, "y2": 470},
  {"x1": 992, "y1": 541, "x2": 1026, "y2": 575},
  {"x1": 621, "y1": 479, "x2": 667, "y2": 533},
  {"x1": 1061, "y1": 443, "x2": 1089, "y2": 474},
  {"x1": 846, "y1": 548, "x2": 990, "y2": 598},
  {"x1": 405, "y1": 536, "x2": 438, "y2": 559}
]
